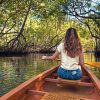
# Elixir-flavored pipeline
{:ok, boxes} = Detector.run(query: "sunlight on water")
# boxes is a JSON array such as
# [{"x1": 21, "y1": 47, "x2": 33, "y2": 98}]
[{"x1": 0, "y1": 53, "x2": 100, "y2": 96}]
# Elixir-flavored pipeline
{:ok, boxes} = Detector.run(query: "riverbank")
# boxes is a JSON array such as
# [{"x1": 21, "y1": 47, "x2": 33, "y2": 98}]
[
  {"x1": 0, "y1": 46, "x2": 100, "y2": 57},
  {"x1": 0, "y1": 49, "x2": 55, "y2": 57},
  {"x1": 0, "y1": 50, "x2": 100, "y2": 57}
]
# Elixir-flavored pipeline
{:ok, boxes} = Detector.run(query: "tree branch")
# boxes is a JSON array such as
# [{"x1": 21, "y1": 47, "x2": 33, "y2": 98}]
[
  {"x1": 8, "y1": 0, "x2": 32, "y2": 49},
  {"x1": 0, "y1": 0, "x2": 9, "y2": 4},
  {"x1": 75, "y1": 16, "x2": 100, "y2": 39},
  {"x1": 86, "y1": 23, "x2": 100, "y2": 39}
]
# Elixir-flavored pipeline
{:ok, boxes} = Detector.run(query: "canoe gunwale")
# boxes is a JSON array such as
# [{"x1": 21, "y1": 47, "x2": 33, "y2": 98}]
[{"x1": 82, "y1": 65, "x2": 100, "y2": 96}]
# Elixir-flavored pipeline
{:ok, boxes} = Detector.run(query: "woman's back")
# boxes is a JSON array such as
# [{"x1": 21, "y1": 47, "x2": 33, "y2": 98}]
[{"x1": 57, "y1": 42, "x2": 80, "y2": 70}]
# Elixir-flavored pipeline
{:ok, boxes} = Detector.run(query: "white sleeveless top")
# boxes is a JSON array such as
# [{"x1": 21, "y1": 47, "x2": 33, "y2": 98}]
[{"x1": 57, "y1": 42, "x2": 80, "y2": 70}]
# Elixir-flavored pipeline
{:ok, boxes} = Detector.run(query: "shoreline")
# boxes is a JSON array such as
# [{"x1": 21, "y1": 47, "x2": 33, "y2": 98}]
[{"x1": 0, "y1": 51, "x2": 99, "y2": 57}]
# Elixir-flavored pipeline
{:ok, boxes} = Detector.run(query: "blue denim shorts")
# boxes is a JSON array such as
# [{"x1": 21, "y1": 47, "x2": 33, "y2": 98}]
[{"x1": 57, "y1": 67, "x2": 83, "y2": 80}]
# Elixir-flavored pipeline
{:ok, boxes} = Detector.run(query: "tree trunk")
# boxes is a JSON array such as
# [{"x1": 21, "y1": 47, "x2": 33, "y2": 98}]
[{"x1": 95, "y1": 39, "x2": 100, "y2": 58}]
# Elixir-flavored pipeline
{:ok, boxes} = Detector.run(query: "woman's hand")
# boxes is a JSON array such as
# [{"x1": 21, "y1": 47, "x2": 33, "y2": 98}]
[
  {"x1": 42, "y1": 50, "x2": 59, "y2": 60},
  {"x1": 42, "y1": 56, "x2": 47, "y2": 60}
]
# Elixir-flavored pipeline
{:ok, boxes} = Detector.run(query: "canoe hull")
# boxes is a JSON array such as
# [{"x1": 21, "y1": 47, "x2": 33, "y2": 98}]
[{"x1": 0, "y1": 65, "x2": 100, "y2": 100}]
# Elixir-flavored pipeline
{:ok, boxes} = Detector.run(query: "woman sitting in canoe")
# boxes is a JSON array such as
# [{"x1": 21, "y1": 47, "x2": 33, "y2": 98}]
[{"x1": 42, "y1": 28, "x2": 84, "y2": 80}]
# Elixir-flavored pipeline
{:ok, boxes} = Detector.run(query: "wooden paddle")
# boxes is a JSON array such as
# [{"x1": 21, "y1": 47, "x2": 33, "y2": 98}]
[{"x1": 84, "y1": 62, "x2": 100, "y2": 68}]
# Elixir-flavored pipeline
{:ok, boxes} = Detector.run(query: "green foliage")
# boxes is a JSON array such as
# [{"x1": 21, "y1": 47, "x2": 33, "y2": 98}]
[{"x1": 0, "y1": 0, "x2": 99, "y2": 52}]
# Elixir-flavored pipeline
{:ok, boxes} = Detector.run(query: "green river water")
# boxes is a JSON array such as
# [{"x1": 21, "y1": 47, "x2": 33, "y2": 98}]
[{"x1": 0, "y1": 53, "x2": 100, "y2": 96}]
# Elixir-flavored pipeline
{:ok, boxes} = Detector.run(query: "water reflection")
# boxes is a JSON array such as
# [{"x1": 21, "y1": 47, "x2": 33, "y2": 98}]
[{"x1": 0, "y1": 53, "x2": 100, "y2": 96}]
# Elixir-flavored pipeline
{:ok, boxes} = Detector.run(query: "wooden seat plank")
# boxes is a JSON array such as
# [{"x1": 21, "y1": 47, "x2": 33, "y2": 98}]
[{"x1": 45, "y1": 78, "x2": 94, "y2": 87}]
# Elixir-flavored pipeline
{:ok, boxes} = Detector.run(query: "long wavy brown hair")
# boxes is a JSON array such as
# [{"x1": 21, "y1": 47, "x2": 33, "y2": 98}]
[{"x1": 64, "y1": 28, "x2": 82, "y2": 58}]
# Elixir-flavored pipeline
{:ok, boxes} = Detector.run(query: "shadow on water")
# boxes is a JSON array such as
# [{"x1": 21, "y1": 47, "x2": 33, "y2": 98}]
[{"x1": 0, "y1": 53, "x2": 100, "y2": 96}]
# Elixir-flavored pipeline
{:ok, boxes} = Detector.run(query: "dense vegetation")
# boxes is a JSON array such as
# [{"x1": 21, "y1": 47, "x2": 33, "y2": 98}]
[{"x1": 0, "y1": 0, "x2": 100, "y2": 54}]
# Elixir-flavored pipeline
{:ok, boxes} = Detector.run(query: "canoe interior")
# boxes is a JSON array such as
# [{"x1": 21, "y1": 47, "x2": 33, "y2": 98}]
[{"x1": 1, "y1": 65, "x2": 100, "y2": 100}]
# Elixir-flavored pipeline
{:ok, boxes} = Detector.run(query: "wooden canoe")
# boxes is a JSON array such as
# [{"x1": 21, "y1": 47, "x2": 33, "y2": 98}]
[{"x1": 0, "y1": 65, "x2": 100, "y2": 100}]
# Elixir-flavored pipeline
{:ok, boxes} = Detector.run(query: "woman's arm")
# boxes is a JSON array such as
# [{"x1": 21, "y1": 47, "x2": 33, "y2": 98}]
[
  {"x1": 79, "y1": 51, "x2": 84, "y2": 66},
  {"x1": 42, "y1": 50, "x2": 59, "y2": 60}
]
